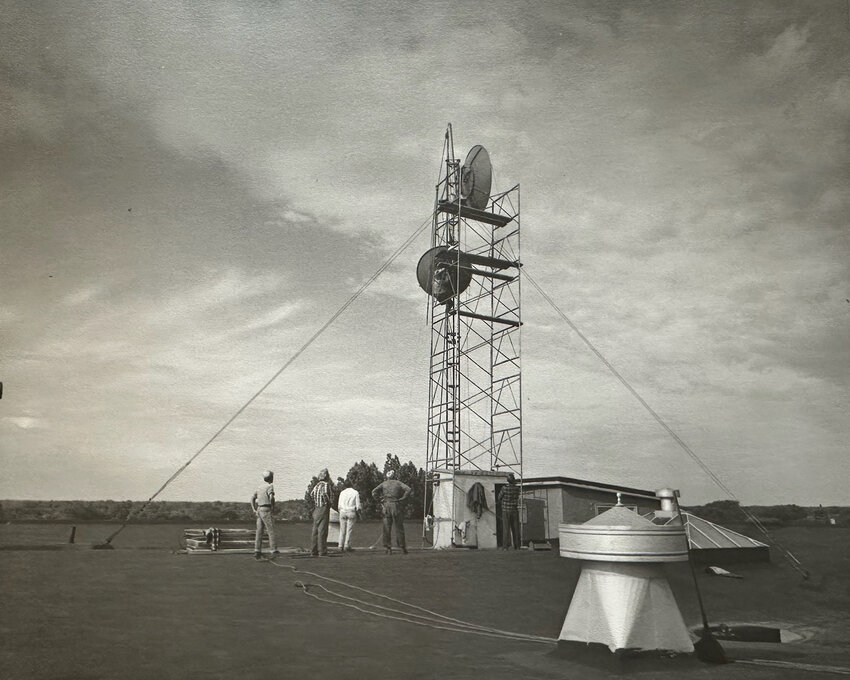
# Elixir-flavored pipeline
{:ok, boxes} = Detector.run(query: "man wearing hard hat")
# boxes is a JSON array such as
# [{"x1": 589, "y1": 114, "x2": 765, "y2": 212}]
[{"x1": 250, "y1": 470, "x2": 278, "y2": 560}]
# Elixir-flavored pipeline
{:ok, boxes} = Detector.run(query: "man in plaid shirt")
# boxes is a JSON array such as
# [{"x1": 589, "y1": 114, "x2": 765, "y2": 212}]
[
  {"x1": 310, "y1": 468, "x2": 334, "y2": 556},
  {"x1": 497, "y1": 473, "x2": 521, "y2": 549}
]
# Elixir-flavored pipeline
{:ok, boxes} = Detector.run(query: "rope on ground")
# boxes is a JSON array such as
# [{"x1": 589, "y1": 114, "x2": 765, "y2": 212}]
[
  {"x1": 267, "y1": 557, "x2": 850, "y2": 669},
  {"x1": 524, "y1": 269, "x2": 810, "y2": 579},
  {"x1": 270, "y1": 558, "x2": 556, "y2": 645},
  {"x1": 368, "y1": 526, "x2": 384, "y2": 549},
  {"x1": 294, "y1": 581, "x2": 553, "y2": 643},
  {"x1": 735, "y1": 659, "x2": 850, "y2": 676}
]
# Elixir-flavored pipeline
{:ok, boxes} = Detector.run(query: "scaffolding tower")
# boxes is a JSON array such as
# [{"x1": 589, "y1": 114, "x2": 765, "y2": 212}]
[{"x1": 422, "y1": 126, "x2": 522, "y2": 478}]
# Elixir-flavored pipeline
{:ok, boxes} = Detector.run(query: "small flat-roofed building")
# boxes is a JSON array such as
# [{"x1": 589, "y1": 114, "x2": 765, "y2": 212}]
[
  {"x1": 430, "y1": 468, "x2": 509, "y2": 549},
  {"x1": 429, "y1": 471, "x2": 770, "y2": 562},
  {"x1": 519, "y1": 476, "x2": 661, "y2": 546}
]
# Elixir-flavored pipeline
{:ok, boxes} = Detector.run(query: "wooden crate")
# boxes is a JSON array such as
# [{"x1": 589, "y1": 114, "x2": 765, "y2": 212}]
[{"x1": 184, "y1": 527, "x2": 267, "y2": 553}]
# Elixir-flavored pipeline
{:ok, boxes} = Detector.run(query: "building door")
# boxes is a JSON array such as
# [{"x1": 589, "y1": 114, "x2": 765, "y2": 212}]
[{"x1": 494, "y1": 483, "x2": 505, "y2": 547}]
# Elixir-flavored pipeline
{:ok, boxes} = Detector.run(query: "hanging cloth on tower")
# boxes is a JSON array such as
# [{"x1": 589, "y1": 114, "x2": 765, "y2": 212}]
[{"x1": 466, "y1": 482, "x2": 489, "y2": 519}]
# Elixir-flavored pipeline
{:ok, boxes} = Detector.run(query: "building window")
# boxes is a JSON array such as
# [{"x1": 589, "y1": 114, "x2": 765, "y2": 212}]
[{"x1": 595, "y1": 503, "x2": 638, "y2": 515}]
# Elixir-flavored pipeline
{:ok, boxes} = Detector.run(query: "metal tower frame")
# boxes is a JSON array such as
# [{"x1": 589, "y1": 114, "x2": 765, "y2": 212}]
[{"x1": 424, "y1": 125, "x2": 522, "y2": 477}]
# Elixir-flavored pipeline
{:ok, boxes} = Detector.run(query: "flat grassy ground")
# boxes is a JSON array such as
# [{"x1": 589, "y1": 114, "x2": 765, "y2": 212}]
[{"x1": 1, "y1": 521, "x2": 849, "y2": 679}]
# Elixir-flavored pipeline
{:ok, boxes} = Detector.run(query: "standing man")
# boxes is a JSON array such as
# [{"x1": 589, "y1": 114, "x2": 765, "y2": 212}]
[
  {"x1": 310, "y1": 468, "x2": 334, "y2": 557},
  {"x1": 251, "y1": 469, "x2": 277, "y2": 560},
  {"x1": 497, "y1": 473, "x2": 521, "y2": 550},
  {"x1": 336, "y1": 479, "x2": 362, "y2": 552},
  {"x1": 371, "y1": 469, "x2": 411, "y2": 555}
]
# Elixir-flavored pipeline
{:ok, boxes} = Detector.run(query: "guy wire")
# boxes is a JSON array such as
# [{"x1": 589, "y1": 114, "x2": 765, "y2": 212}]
[
  {"x1": 524, "y1": 270, "x2": 808, "y2": 578},
  {"x1": 101, "y1": 212, "x2": 435, "y2": 546}
]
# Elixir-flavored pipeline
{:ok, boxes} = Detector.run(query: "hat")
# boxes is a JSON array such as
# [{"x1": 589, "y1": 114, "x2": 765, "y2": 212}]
[
  {"x1": 386, "y1": 469, "x2": 395, "y2": 479},
  {"x1": 262, "y1": 469, "x2": 273, "y2": 479}
]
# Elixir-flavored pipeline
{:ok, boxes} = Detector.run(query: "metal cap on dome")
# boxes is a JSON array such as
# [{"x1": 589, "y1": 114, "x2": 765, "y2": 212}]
[
  {"x1": 559, "y1": 504, "x2": 689, "y2": 563},
  {"x1": 655, "y1": 488, "x2": 680, "y2": 514},
  {"x1": 655, "y1": 488, "x2": 679, "y2": 499}
]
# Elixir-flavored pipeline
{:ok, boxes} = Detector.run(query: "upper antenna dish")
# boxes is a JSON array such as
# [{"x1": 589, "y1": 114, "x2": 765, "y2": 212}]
[{"x1": 460, "y1": 145, "x2": 492, "y2": 210}]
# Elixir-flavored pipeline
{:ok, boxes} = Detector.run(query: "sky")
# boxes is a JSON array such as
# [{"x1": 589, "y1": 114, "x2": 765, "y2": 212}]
[{"x1": 1, "y1": 1, "x2": 848, "y2": 506}]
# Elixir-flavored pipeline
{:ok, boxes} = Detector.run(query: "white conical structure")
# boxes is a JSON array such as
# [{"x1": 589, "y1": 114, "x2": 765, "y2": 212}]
[{"x1": 558, "y1": 503, "x2": 694, "y2": 654}]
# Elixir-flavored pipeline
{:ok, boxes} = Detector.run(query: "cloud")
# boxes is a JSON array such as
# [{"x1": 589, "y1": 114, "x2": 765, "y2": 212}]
[
  {"x1": 3, "y1": 416, "x2": 44, "y2": 430},
  {"x1": 1, "y1": 2, "x2": 848, "y2": 504},
  {"x1": 62, "y1": 285, "x2": 107, "y2": 307},
  {"x1": 743, "y1": 24, "x2": 812, "y2": 84}
]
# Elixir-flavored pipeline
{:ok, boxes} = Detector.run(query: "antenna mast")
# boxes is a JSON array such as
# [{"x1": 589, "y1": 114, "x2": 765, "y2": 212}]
[{"x1": 417, "y1": 125, "x2": 523, "y2": 477}]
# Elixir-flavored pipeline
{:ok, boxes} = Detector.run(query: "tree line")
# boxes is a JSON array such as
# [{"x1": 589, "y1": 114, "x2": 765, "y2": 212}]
[
  {"x1": 1, "y1": 455, "x2": 428, "y2": 523},
  {"x1": 302, "y1": 454, "x2": 427, "y2": 520},
  {"x1": 0, "y1": 498, "x2": 305, "y2": 523},
  {"x1": 685, "y1": 500, "x2": 849, "y2": 527},
  {"x1": 3, "y1": 465, "x2": 846, "y2": 526}
]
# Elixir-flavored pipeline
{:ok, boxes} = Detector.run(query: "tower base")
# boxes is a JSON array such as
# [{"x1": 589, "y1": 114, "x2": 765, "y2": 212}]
[{"x1": 430, "y1": 469, "x2": 508, "y2": 549}]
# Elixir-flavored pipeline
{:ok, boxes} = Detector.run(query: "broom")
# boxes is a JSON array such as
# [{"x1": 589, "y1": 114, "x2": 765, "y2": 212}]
[{"x1": 673, "y1": 493, "x2": 727, "y2": 664}]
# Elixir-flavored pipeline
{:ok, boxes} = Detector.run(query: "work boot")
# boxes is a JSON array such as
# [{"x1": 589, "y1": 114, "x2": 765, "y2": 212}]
[{"x1": 254, "y1": 553, "x2": 262, "y2": 561}]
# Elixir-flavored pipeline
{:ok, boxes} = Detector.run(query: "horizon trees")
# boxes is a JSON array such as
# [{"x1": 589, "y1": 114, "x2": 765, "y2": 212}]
[{"x1": 303, "y1": 455, "x2": 427, "y2": 520}]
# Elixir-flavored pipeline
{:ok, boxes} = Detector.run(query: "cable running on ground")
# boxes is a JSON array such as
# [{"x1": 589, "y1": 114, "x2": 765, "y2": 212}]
[
  {"x1": 270, "y1": 558, "x2": 556, "y2": 644},
  {"x1": 735, "y1": 659, "x2": 850, "y2": 676}
]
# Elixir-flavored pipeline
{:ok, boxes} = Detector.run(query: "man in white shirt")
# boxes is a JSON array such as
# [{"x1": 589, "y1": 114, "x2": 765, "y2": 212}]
[
  {"x1": 250, "y1": 469, "x2": 277, "y2": 560},
  {"x1": 336, "y1": 480, "x2": 362, "y2": 552}
]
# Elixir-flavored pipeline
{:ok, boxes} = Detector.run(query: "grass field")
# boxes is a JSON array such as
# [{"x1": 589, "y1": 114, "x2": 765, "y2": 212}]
[{"x1": 1, "y1": 521, "x2": 849, "y2": 679}]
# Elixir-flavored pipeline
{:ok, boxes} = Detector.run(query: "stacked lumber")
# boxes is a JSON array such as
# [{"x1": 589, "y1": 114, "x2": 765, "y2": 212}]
[{"x1": 184, "y1": 527, "x2": 266, "y2": 554}]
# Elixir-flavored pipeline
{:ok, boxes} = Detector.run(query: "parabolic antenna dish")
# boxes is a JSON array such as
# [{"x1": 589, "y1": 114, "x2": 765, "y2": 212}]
[
  {"x1": 416, "y1": 247, "x2": 473, "y2": 303},
  {"x1": 459, "y1": 145, "x2": 492, "y2": 210}
]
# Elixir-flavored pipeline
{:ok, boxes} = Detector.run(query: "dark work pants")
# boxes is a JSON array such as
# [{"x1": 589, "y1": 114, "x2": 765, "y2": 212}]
[
  {"x1": 502, "y1": 509, "x2": 520, "y2": 549},
  {"x1": 311, "y1": 504, "x2": 330, "y2": 555},
  {"x1": 382, "y1": 501, "x2": 406, "y2": 549}
]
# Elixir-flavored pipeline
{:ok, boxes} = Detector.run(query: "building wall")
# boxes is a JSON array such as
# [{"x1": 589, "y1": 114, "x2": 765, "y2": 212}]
[
  {"x1": 520, "y1": 497, "x2": 547, "y2": 543},
  {"x1": 523, "y1": 485, "x2": 661, "y2": 540},
  {"x1": 521, "y1": 488, "x2": 560, "y2": 540},
  {"x1": 434, "y1": 473, "x2": 663, "y2": 548},
  {"x1": 563, "y1": 487, "x2": 659, "y2": 522},
  {"x1": 431, "y1": 469, "x2": 508, "y2": 549}
]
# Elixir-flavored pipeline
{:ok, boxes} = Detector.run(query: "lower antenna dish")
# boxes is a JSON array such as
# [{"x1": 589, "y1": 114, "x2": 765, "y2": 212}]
[{"x1": 416, "y1": 247, "x2": 473, "y2": 303}]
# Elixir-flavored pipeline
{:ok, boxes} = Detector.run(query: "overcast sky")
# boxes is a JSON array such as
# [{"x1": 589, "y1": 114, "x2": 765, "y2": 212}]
[{"x1": 2, "y1": 1, "x2": 848, "y2": 506}]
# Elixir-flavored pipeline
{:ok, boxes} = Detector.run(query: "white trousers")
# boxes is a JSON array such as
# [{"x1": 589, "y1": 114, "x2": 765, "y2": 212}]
[{"x1": 338, "y1": 510, "x2": 357, "y2": 549}]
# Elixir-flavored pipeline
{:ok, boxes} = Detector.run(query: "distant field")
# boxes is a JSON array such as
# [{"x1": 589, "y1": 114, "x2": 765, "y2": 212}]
[
  {"x1": 0, "y1": 519, "x2": 391, "y2": 551},
  {"x1": 1, "y1": 523, "x2": 849, "y2": 680}
]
